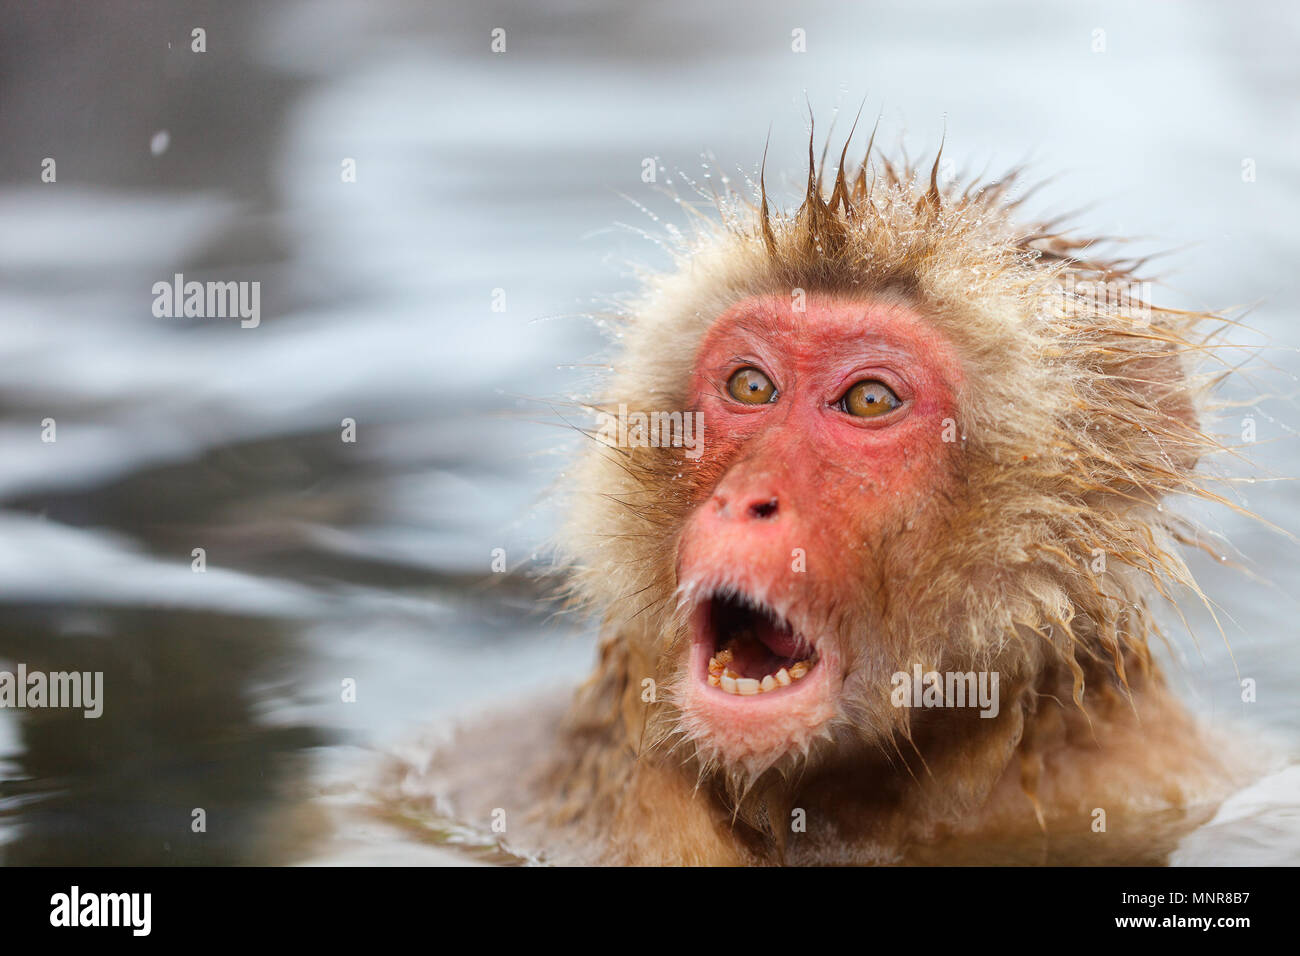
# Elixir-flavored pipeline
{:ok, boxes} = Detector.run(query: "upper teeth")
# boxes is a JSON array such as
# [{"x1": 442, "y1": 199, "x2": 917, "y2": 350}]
[{"x1": 706, "y1": 646, "x2": 817, "y2": 695}]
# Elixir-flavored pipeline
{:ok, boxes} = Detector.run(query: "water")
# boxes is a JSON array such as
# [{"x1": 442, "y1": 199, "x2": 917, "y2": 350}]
[{"x1": 1, "y1": 0, "x2": 1297, "y2": 865}]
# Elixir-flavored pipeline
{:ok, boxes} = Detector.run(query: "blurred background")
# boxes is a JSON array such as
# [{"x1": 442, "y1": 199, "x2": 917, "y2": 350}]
[{"x1": 0, "y1": 0, "x2": 1297, "y2": 864}]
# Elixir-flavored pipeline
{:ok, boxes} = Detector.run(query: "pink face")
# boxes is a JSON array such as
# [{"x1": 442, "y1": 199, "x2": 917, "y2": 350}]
[{"x1": 674, "y1": 293, "x2": 965, "y2": 767}]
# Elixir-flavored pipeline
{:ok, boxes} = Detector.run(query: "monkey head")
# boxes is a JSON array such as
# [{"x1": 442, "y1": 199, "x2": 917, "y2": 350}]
[{"x1": 560, "y1": 142, "x2": 1219, "y2": 791}]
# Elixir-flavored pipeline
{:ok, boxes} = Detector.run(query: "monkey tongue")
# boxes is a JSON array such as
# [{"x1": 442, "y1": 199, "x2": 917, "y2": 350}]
[
  {"x1": 753, "y1": 626, "x2": 805, "y2": 661},
  {"x1": 722, "y1": 620, "x2": 809, "y2": 677}
]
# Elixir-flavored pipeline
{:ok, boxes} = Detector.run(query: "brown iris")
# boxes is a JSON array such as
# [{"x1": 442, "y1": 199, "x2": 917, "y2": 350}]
[
  {"x1": 841, "y1": 379, "x2": 900, "y2": 418},
  {"x1": 727, "y1": 367, "x2": 777, "y2": 404}
]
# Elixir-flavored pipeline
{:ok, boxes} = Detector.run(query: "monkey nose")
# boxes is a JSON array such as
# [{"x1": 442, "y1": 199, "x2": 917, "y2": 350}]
[{"x1": 713, "y1": 492, "x2": 779, "y2": 521}]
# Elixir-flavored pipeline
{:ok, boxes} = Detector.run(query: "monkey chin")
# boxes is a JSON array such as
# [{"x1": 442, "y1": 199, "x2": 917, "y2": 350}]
[{"x1": 675, "y1": 582, "x2": 842, "y2": 777}]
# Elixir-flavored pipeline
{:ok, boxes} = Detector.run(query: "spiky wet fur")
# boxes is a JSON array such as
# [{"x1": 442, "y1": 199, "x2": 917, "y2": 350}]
[{"x1": 515, "y1": 133, "x2": 1254, "y2": 864}]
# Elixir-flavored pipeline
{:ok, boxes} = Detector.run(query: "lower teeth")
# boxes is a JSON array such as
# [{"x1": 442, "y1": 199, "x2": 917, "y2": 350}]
[{"x1": 706, "y1": 644, "x2": 816, "y2": 695}]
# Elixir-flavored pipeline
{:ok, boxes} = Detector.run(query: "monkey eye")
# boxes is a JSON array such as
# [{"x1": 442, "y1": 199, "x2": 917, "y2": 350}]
[
  {"x1": 726, "y1": 367, "x2": 778, "y2": 405},
  {"x1": 839, "y1": 379, "x2": 901, "y2": 418}
]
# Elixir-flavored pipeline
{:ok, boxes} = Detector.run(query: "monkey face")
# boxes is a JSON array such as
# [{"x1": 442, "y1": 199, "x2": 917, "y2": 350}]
[{"x1": 673, "y1": 293, "x2": 966, "y2": 772}]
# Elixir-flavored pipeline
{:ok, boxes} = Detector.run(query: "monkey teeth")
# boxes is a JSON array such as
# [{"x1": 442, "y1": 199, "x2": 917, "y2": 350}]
[{"x1": 706, "y1": 647, "x2": 817, "y2": 695}]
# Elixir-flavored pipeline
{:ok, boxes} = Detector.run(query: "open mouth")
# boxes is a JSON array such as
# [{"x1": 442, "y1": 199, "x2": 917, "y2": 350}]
[
  {"x1": 680, "y1": 584, "x2": 840, "y2": 765},
  {"x1": 696, "y1": 593, "x2": 819, "y2": 696}
]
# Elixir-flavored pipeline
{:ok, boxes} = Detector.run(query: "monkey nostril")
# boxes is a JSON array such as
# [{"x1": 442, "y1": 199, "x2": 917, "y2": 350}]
[{"x1": 747, "y1": 497, "x2": 779, "y2": 520}]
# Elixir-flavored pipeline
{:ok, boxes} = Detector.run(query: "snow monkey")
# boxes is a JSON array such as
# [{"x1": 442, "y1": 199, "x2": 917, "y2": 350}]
[{"x1": 400, "y1": 128, "x2": 1260, "y2": 865}]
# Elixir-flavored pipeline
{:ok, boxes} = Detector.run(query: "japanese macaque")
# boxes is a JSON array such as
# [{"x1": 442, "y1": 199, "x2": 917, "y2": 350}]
[{"x1": 394, "y1": 131, "x2": 1261, "y2": 865}]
